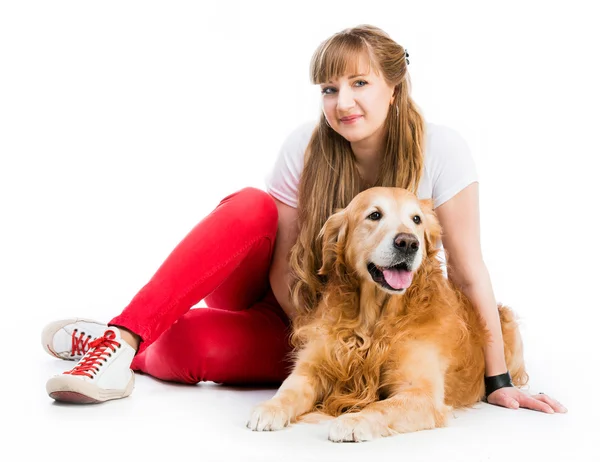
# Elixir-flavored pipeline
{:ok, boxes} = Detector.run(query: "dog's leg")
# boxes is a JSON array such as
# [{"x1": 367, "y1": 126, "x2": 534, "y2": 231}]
[
  {"x1": 328, "y1": 384, "x2": 451, "y2": 442},
  {"x1": 246, "y1": 347, "x2": 322, "y2": 431},
  {"x1": 329, "y1": 341, "x2": 450, "y2": 442}
]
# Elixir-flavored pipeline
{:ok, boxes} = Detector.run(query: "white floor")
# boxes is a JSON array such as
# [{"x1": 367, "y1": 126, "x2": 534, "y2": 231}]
[{"x1": 9, "y1": 335, "x2": 594, "y2": 462}]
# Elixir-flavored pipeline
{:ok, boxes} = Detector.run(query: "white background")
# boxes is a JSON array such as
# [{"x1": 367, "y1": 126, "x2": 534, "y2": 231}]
[{"x1": 1, "y1": 1, "x2": 598, "y2": 461}]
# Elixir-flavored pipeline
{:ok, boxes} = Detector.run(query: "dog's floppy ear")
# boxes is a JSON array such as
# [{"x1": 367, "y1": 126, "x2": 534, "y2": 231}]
[
  {"x1": 419, "y1": 198, "x2": 442, "y2": 257},
  {"x1": 317, "y1": 208, "x2": 348, "y2": 277}
]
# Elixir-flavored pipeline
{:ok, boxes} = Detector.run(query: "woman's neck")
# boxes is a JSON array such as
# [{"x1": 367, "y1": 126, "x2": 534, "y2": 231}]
[{"x1": 351, "y1": 129, "x2": 386, "y2": 186}]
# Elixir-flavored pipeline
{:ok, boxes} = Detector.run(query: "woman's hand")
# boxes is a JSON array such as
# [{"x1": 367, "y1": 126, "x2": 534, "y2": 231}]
[{"x1": 487, "y1": 387, "x2": 568, "y2": 413}]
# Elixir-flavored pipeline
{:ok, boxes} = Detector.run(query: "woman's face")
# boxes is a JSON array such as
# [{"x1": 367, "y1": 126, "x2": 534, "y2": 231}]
[{"x1": 320, "y1": 55, "x2": 396, "y2": 145}]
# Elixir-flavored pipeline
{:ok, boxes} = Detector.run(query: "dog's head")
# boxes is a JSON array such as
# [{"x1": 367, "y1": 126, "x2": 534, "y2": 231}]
[{"x1": 318, "y1": 187, "x2": 442, "y2": 294}]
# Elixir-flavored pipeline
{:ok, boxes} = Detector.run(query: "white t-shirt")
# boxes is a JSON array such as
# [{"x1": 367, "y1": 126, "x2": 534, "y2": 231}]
[{"x1": 264, "y1": 120, "x2": 478, "y2": 275}]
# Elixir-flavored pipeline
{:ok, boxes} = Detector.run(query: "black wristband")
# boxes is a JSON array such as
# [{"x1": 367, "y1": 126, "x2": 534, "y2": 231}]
[{"x1": 484, "y1": 371, "x2": 513, "y2": 398}]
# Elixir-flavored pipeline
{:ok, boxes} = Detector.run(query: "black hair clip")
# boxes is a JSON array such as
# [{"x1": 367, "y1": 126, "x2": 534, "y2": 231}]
[{"x1": 405, "y1": 49, "x2": 410, "y2": 65}]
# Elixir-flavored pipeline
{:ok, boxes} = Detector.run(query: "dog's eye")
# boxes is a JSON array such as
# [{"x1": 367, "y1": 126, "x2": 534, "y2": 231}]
[
  {"x1": 413, "y1": 215, "x2": 422, "y2": 225},
  {"x1": 368, "y1": 211, "x2": 382, "y2": 221}
]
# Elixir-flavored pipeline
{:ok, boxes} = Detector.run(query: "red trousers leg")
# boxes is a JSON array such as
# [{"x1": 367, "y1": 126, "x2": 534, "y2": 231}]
[{"x1": 108, "y1": 187, "x2": 293, "y2": 384}]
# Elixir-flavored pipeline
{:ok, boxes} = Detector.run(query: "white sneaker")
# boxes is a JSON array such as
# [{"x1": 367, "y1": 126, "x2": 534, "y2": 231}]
[
  {"x1": 46, "y1": 326, "x2": 136, "y2": 404},
  {"x1": 42, "y1": 318, "x2": 108, "y2": 361}
]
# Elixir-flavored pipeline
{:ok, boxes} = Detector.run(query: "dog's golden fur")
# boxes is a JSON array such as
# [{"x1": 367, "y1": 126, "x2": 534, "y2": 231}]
[{"x1": 248, "y1": 187, "x2": 528, "y2": 441}]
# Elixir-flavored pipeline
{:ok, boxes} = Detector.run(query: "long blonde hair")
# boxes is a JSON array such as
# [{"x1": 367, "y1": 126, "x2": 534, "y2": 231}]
[{"x1": 289, "y1": 24, "x2": 426, "y2": 316}]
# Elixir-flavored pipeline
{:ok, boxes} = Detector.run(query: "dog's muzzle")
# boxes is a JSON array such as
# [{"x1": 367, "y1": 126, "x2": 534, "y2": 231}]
[{"x1": 367, "y1": 233, "x2": 419, "y2": 292}]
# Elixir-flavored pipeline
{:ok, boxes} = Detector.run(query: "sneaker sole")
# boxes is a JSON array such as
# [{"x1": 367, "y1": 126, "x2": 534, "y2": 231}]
[
  {"x1": 42, "y1": 318, "x2": 107, "y2": 360},
  {"x1": 47, "y1": 372, "x2": 135, "y2": 404}
]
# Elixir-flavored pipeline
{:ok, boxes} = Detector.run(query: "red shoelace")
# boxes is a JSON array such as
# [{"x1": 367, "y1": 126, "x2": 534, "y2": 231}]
[
  {"x1": 65, "y1": 330, "x2": 121, "y2": 379},
  {"x1": 70, "y1": 329, "x2": 93, "y2": 357}
]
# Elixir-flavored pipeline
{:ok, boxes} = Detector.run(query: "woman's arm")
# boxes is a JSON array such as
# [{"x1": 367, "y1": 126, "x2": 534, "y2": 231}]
[
  {"x1": 269, "y1": 196, "x2": 300, "y2": 321},
  {"x1": 434, "y1": 182, "x2": 507, "y2": 376},
  {"x1": 435, "y1": 182, "x2": 566, "y2": 413}
]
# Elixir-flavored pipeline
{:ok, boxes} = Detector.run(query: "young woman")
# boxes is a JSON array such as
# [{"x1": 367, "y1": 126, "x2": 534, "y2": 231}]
[{"x1": 42, "y1": 24, "x2": 566, "y2": 414}]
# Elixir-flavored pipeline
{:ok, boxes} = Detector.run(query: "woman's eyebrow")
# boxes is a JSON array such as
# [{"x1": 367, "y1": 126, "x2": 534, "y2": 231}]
[{"x1": 324, "y1": 73, "x2": 368, "y2": 84}]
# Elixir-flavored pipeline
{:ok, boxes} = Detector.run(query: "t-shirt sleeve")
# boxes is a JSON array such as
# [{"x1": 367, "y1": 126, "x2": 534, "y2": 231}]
[
  {"x1": 264, "y1": 121, "x2": 316, "y2": 208},
  {"x1": 428, "y1": 125, "x2": 479, "y2": 209}
]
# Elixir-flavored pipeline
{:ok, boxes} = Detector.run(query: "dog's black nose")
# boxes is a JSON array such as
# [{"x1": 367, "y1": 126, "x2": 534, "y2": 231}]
[{"x1": 393, "y1": 233, "x2": 419, "y2": 255}]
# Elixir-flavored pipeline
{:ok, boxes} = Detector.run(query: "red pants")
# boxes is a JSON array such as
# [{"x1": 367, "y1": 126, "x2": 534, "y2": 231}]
[{"x1": 108, "y1": 187, "x2": 294, "y2": 385}]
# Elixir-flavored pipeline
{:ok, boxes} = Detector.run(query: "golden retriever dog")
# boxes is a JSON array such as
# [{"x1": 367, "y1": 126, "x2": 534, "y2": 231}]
[{"x1": 247, "y1": 187, "x2": 528, "y2": 442}]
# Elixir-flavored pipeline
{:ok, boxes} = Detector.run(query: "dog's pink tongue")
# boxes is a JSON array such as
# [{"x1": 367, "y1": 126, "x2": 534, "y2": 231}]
[{"x1": 382, "y1": 268, "x2": 413, "y2": 290}]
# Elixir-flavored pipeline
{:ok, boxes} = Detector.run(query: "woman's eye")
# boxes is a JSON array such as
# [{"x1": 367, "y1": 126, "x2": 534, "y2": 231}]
[
  {"x1": 368, "y1": 211, "x2": 382, "y2": 221},
  {"x1": 413, "y1": 215, "x2": 422, "y2": 225},
  {"x1": 321, "y1": 81, "x2": 366, "y2": 95}
]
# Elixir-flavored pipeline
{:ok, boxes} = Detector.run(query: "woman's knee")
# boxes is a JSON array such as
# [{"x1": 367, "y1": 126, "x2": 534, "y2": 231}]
[{"x1": 219, "y1": 187, "x2": 278, "y2": 239}]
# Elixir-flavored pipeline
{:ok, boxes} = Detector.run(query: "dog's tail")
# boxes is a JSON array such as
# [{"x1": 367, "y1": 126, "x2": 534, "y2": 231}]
[{"x1": 498, "y1": 304, "x2": 529, "y2": 387}]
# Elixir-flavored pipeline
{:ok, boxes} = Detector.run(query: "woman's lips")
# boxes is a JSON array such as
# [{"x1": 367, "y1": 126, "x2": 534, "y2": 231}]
[{"x1": 340, "y1": 115, "x2": 362, "y2": 124}]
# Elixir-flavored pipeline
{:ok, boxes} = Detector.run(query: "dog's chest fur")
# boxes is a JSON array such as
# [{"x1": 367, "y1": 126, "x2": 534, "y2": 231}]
[{"x1": 314, "y1": 302, "x2": 414, "y2": 413}]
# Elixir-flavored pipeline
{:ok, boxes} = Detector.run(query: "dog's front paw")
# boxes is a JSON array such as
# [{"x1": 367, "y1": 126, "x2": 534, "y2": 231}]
[
  {"x1": 329, "y1": 413, "x2": 391, "y2": 442},
  {"x1": 246, "y1": 400, "x2": 291, "y2": 432}
]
